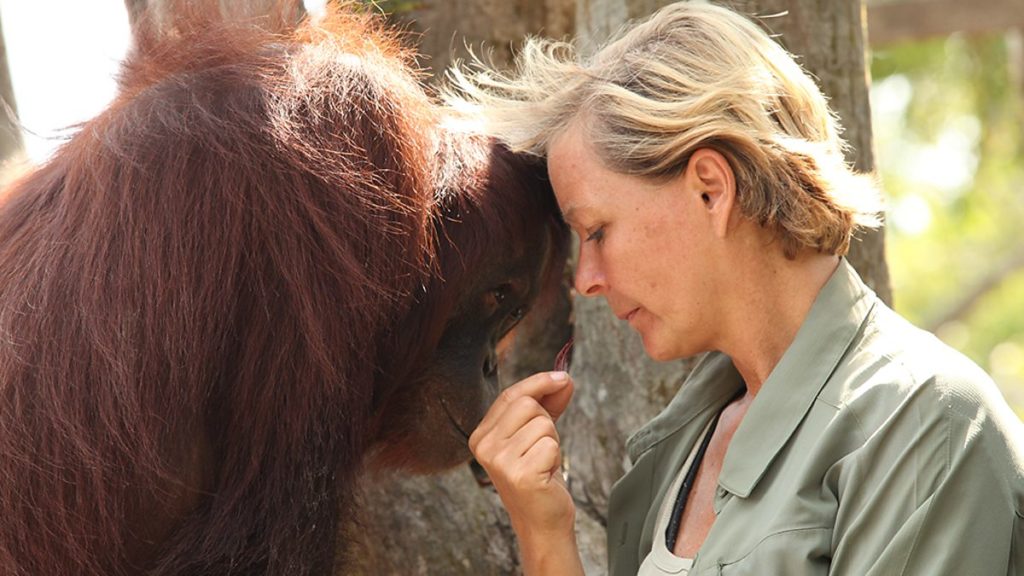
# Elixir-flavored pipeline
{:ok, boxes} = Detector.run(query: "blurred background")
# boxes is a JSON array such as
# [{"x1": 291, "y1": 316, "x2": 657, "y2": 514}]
[
  {"x1": 870, "y1": 26, "x2": 1024, "y2": 418},
  {"x1": 0, "y1": 0, "x2": 1021, "y2": 419}
]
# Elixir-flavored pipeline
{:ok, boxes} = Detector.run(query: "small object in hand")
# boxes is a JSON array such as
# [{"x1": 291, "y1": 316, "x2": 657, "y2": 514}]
[{"x1": 554, "y1": 337, "x2": 574, "y2": 372}]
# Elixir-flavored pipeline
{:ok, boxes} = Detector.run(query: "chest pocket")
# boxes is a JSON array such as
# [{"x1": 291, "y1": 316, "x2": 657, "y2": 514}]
[{"x1": 715, "y1": 527, "x2": 831, "y2": 576}]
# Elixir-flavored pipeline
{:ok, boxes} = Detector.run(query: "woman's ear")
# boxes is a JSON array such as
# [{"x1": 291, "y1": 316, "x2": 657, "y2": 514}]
[{"x1": 685, "y1": 148, "x2": 737, "y2": 237}]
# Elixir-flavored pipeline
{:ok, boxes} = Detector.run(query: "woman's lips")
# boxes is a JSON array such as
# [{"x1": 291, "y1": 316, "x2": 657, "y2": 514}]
[{"x1": 625, "y1": 308, "x2": 639, "y2": 322}]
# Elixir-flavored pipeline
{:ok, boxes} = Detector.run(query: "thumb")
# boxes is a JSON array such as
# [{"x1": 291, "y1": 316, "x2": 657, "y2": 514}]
[{"x1": 539, "y1": 372, "x2": 574, "y2": 422}]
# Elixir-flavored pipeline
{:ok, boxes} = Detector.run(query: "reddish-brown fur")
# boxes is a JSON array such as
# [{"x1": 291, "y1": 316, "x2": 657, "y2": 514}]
[{"x1": 0, "y1": 3, "x2": 565, "y2": 574}]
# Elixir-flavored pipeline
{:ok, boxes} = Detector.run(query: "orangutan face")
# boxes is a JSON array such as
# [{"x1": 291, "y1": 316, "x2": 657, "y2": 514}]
[
  {"x1": 411, "y1": 231, "x2": 555, "y2": 471},
  {"x1": 367, "y1": 142, "x2": 565, "y2": 473}
]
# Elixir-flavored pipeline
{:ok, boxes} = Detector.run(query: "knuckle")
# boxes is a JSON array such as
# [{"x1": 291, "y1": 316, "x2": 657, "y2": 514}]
[
  {"x1": 537, "y1": 435, "x2": 560, "y2": 454},
  {"x1": 537, "y1": 413, "x2": 556, "y2": 430},
  {"x1": 497, "y1": 388, "x2": 516, "y2": 406},
  {"x1": 530, "y1": 414, "x2": 557, "y2": 435},
  {"x1": 511, "y1": 395, "x2": 534, "y2": 409},
  {"x1": 512, "y1": 396, "x2": 541, "y2": 416},
  {"x1": 470, "y1": 436, "x2": 493, "y2": 462}
]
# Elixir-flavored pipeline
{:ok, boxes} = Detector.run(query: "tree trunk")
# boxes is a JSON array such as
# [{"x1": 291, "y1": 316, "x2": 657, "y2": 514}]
[
  {"x1": 394, "y1": 0, "x2": 575, "y2": 76},
  {"x1": 353, "y1": 1, "x2": 890, "y2": 575},
  {"x1": 867, "y1": 0, "x2": 1024, "y2": 47},
  {"x1": 0, "y1": 7, "x2": 23, "y2": 167}
]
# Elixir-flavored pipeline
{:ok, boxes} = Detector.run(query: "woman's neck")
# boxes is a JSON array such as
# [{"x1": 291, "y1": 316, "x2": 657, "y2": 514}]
[{"x1": 716, "y1": 252, "x2": 840, "y2": 396}]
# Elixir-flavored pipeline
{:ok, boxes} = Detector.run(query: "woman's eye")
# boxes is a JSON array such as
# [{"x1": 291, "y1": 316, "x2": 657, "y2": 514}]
[
  {"x1": 586, "y1": 226, "x2": 605, "y2": 243},
  {"x1": 509, "y1": 307, "x2": 525, "y2": 321}
]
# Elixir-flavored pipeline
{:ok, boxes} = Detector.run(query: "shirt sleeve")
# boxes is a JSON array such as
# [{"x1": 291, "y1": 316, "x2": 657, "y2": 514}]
[{"x1": 829, "y1": 377, "x2": 1023, "y2": 576}]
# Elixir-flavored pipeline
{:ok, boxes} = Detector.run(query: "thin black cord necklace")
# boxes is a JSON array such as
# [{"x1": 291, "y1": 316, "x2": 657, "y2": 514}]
[{"x1": 664, "y1": 389, "x2": 744, "y2": 552}]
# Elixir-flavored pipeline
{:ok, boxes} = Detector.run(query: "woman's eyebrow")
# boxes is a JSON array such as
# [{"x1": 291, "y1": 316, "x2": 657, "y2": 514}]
[{"x1": 561, "y1": 204, "x2": 593, "y2": 226}]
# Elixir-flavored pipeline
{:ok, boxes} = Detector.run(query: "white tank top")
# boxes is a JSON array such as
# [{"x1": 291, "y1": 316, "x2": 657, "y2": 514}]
[{"x1": 636, "y1": 418, "x2": 715, "y2": 576}]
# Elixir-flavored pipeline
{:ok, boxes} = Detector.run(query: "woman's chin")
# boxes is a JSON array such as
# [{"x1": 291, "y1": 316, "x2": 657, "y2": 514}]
[
  {"x1": 640, "y1": 330, "x2": 697, "y2": 362},
  {"x1": 640, "y1": 334, "x2": 674, "y2": 362}
]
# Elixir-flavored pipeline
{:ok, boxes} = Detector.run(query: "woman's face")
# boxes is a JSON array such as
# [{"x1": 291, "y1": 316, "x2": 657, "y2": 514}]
[{"x1": 548, "y1": 126, "x2": 719, "y2": 361}]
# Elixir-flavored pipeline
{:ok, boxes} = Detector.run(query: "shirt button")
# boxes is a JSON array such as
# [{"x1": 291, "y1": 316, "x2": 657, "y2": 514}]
[{"x1": 714, "y1": 486, "x2": 730, "y2": 514}]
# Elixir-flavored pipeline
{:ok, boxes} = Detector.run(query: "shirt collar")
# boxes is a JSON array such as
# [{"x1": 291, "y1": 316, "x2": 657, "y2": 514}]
[
  {"x1": 625, "y1": 352, "x2": 744, "y2": 462},
  {"x1": 717, "y1": 258, "x2": 876, "y2": 498}
]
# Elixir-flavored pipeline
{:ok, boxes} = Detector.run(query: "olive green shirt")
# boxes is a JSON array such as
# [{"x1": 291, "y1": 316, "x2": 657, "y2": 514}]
[{"x1": 607, "y1": 260, "x2": 1024, "y2": 575}]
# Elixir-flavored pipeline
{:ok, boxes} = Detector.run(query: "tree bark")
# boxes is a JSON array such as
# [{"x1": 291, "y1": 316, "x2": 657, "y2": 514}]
[
  {"x1": 0, "y1": 7, "x2": 23, "y2": 166},
  {"x1": 866, "y1": 0, "x2": 1024, "y2": 47},
  {"x1": 395, "y1": 0, "x2": 575, "y2": 76}
]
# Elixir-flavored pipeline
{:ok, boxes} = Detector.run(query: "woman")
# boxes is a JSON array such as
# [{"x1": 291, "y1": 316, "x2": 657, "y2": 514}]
[{"x1": 453, "y1": 2, "x2": 1024, "y2": 574}]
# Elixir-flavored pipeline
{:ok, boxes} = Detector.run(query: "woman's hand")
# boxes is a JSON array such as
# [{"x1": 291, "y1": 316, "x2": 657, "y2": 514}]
[{"x1": 469, "y1": 371, "x2": 583, "y2": 574}]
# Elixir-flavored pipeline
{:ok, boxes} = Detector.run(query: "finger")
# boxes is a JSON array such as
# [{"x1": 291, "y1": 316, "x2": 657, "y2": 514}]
[
  {"x1": 506, "y1": 413, "x2": 559, "y2": 458},
  {"x1": 538, "y1": 376, "x2": 574, "y2": 423},
  {"x1": 473, "y1": 372, "x2": 570, "y2": 438},
  {"x1": 472, "y1": 395, "x2": 542, "y2": 453},
  {"x1": 497, "y1": 371, "x2": 571, "y2": 410},
  {"x1": 520, "y1": 435, "x2": 563, "y2": 483},
  {"x1": 492, "y1": 395, "x2": 556, "y2": 439},
  {"x1": 493, "y1": 435, "x2": 563, "y2": 494},
  {"x1": 472, "y1": 396, "x2": 551, "y2": 464}
]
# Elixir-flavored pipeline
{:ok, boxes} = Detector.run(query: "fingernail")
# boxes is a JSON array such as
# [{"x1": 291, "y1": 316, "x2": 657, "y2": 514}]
[{"x1": 551, "y1": 371, "x2": 569, "y2": 381}]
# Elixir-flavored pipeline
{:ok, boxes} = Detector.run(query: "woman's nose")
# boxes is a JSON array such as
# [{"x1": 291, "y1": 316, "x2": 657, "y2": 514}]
[{"x1": 574, "y1": 247, "x2": 606, "y2": 297}]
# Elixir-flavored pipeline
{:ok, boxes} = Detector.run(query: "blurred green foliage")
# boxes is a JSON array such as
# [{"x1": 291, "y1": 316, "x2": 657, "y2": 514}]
[{"x1": 870, "y1": 32, "x2": 1024, "y2": 418}]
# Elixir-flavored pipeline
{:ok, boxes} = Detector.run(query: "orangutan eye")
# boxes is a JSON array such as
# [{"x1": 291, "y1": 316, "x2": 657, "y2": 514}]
[
  {"x1": 493, "y1": 286, "x2": 508, "y2": 305},
  {"x1": 509, "y1": 307, "x2": 525, "y2": 322},
  {"x1": 486, "y1": 284, "x2": 514, "y2": 316},
  {"x1": 489, "y1": 284, "x2": 526, "y2": 330}
]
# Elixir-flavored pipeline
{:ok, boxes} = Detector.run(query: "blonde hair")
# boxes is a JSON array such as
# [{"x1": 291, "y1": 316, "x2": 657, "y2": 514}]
[{"x1": 445, "y1": 0, "x2": 883, "y2": 257}]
